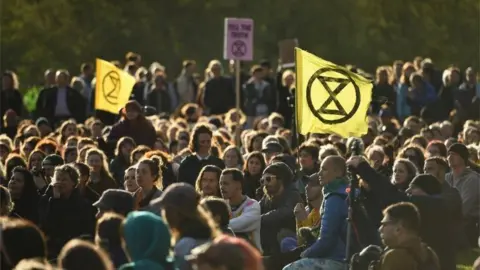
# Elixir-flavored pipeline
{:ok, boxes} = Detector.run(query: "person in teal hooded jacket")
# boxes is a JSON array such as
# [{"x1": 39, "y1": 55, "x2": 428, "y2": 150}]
[
  {"x1": 283, "y1": 156, "x2": 348, "y2": 270},
  {"x1": 120, "y1": 211, "x2": 175, "y2": 270}
]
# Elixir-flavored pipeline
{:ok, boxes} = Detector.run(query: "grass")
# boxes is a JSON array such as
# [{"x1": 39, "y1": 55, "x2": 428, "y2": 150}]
[{"x1": 457, "y1": 249, "x2": 480, "y2": 270}]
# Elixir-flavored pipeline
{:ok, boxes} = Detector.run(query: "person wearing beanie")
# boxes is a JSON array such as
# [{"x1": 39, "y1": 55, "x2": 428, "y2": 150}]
[
  {"x1": 42, "y1": 154, "x2": 65, "y2": 179},
  {"x1": 446, "y1": 143, "x2": 480, "y2": 247},
  {"x1": 35, "y1": 117, "x2": 53, "y2": 137},
  {"x1": 259, "y1": 161, "x2": 302, "y2": 256},
  {"x1": 406, "y1": 174, "x2": 442, "y2": 196},
  {"x1": 119, "y1": 211, "x2": 174, "y2": 270}
]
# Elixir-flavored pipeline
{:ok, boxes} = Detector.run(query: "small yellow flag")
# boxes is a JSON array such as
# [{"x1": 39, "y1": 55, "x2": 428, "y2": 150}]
[
  {"x1": 95, "y1": 59, "x2": 136, "y2": 114},
  {"x1": 295, "y1": 48, "x2": 372, "y2": 137}
]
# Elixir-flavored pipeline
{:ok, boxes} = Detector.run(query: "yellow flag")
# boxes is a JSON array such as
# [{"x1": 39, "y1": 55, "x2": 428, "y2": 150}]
[
  {"x1": 95, "y1": 59, "x2": 136, "y2": 114},
  {"x1": 295, "y1": 48, "x2": 372, "y2": 137}
]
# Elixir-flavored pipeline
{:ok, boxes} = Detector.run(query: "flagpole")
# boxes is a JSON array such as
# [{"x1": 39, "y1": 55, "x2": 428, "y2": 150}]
[{"x1": 291, "y1": 48, "x2": 299, "y2": 149}]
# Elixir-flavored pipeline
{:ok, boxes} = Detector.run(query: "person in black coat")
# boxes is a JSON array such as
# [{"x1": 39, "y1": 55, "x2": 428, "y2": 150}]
[
  {"x1": 147, "y1": 73, "x2": 172, "y2": 115},
  {"x1": 38, "y1": 164, "x2": 95, "y2": 259},
  {"x1": 203, "y1": 61, "x2": 235, "y2": 115},
  {"x1": 1, "y1": 71, "x2": 24, "y2": 128},
  {"x1": 8, "y1": 166, "x2": 40, "y2": 224},
  {"x1": 35, "y1": 70, "x2": 86, "y2": 127},
  {"x1": 177, "y1": 124, "x2": 225, "y2": 186},
  {"x1": 347, "y1": 156, "x2": 456, "y2": 270},
  {"x1": 107, "y1": 100, "x2": 156, "y2": 148}
]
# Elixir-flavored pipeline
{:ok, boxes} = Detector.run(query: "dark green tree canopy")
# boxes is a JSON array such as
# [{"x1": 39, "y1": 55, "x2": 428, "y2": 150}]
[{"x1": 1, "y1": 0, "x2": 479, "y2": 86}]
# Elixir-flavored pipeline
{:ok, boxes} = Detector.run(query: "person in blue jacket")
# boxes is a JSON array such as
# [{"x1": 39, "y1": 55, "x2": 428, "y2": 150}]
[{"x1": 283, "y1": 156, "x2": 348, "y2": 270}]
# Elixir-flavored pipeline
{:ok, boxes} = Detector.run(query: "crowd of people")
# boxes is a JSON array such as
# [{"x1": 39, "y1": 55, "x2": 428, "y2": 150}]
[{"x1": 0, "y1": 51, "x2": 479, "y2": 270}]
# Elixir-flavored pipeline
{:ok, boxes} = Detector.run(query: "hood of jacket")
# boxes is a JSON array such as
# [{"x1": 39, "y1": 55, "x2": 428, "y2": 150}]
[{"x1": 122, "y1": 212, "x2": 171, "y2": 270}]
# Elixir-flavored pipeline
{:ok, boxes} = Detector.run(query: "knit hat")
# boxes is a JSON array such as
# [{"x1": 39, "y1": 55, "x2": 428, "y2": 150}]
[
  {"x1": 409, "y1": 174, "x2": 442, "y2": 195},
  {"x1": 150, "y1": 183, "x2": 200, "y2": 216},
  {"x1": 448, "y1": 143, "x2": 469, "y2": 164},
  {"x1": 122, "y1": 211, "x2": 173, "y2": 269},
  {"x1": 263, "y1": 162, "x2": 294, "y2": 186},
  {"x1": 42, "y1": 154, "x2": 64, "y2": 167},
  {"x1": 35, "y1": 117, "x2": 50, "y2": 127}
]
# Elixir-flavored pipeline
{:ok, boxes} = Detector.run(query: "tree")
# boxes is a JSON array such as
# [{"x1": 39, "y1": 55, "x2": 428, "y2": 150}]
[{"x1": 1, "y1": 0, "x2": 478, "y2": 88}]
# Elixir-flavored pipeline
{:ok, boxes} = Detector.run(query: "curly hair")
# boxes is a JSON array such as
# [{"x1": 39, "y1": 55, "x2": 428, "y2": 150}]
[{"x1": 189, "y1": 124, "x2": 213, "y2": 153}]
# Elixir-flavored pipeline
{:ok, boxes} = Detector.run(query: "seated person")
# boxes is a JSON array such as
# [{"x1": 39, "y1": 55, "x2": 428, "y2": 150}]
[
  {"x1": 281, "y1": 175, "x2": 322, "y2": 252},
  {"x1": 200, "y1": 197, "x2": 235, "y2": 236}
]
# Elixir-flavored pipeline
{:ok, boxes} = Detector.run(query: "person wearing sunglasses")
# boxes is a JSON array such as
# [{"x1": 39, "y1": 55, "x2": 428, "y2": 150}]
[{"x1": 259, "y1": 162, "x2": 302, "y2": 257}]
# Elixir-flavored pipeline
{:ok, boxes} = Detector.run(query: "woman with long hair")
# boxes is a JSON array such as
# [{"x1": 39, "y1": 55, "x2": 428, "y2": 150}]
[
  {"x1": 8, "y1": 166, "x2": 40, "y2": 223},
  {"x1": 153, "y1": 183, "x2": 220, "y2": 270},
  {"x1": 110, "y1": 137, "x2": 136, "y2": 187},
  {"x1": 27, "y1": 150, "x2": 46, "y2": 171},
  {"x1": 396, "y1": 62, "x2": 416, "y2": 121},
  {"x1": 372, "y1": 66, "x2": 396, "y2": 114},
  {"x1": 57, "y1": 120, "x2": 78, "y2": 147},
  {"x1": 390, "y1": 158, "x2": 418, "y2": 192},
  {"x1": 85, "y1": 148, "x2": 117, "y2": 194},
  {"x1": 397, "y1": 144, "x2": 426, "y2": 173},
  {"x1": 144, "y1": 150, "x2": 176, "y2": 189},
  {"x1": 242, "y1": 152, "x2": 266, "y2": 200}
]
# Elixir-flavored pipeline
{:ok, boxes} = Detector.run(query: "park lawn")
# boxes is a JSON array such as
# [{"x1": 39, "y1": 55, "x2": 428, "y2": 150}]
[{"x1": 457, "y1": 248, "x2": 479, "y2": 270}]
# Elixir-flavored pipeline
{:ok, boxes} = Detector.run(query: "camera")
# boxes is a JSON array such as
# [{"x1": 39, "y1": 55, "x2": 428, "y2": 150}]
[{"x1": 349, "y1": 245, "x2": 382, "y2": 270}]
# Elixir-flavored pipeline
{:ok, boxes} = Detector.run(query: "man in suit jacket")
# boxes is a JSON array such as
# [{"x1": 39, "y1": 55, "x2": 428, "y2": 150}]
[{"x1": 36, "y1": 70, "x2": 86, "y2": 127}]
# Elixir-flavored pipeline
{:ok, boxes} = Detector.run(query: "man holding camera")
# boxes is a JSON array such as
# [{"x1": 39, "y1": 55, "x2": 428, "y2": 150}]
[{"x1": 352, "y1": 202, "x2": 440, "y2": 270}]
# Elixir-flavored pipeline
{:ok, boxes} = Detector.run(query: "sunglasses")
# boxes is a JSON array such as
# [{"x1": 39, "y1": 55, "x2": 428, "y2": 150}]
[{"x1": 261, "y1": 175, "x2": 276, "y2": 185}]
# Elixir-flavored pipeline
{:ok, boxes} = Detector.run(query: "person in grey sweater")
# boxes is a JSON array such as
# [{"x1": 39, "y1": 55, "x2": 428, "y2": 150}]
[{"x1": 445, "y1": 143, "x2": 480, "y2": 247}]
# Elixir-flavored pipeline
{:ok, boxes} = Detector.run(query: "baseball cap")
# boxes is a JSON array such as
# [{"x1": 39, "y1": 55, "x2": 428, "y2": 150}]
[
  {"x1": 93, "y1": 189, "x2": 134, "y2": 216},
  {"x1": 149, "y1": 183, "x2": 200, "y2": 215}
]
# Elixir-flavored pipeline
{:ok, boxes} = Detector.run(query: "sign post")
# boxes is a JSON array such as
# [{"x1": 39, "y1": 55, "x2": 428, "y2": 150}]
[{"x1": 224, "y1": 18, "x2": 254, "y2": 145}]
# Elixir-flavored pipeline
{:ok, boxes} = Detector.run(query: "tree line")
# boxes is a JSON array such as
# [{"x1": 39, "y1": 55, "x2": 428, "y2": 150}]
[{"x1": 1, "y1": 0, "x2": 479, "y2": 87}]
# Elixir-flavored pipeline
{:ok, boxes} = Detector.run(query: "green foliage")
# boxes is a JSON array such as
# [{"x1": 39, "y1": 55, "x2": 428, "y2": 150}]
[
  {"x1": 23, "y1": 86, "x2": 40, "y2": 112},
  {"x1": 456, "y1": 248, "x2": 479, "y2": 270},
  {"x1": 1, "y1": 0, "x2": 479, "y2": 86}
]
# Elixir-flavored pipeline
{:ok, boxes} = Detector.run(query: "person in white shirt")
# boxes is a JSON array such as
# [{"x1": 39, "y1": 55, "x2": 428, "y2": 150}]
[{"x1": 219, "y1": 168, "x2": 262, "y2": 253}]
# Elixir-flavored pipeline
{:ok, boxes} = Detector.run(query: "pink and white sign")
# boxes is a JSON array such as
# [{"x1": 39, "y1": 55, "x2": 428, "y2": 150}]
[{"x1": 223, "y1": 18, "x2": 254, "y2": 61}]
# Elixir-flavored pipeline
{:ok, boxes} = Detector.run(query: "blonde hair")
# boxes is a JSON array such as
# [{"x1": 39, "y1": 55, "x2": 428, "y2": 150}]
[{"x1": 281, "y1": 69, "x2": 295, "y2": 87}]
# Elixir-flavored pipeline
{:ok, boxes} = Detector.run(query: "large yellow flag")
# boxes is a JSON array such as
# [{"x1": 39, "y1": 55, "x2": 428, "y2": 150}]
[
  {"x1": 295, "y1": 48, "x2": 372, "y2": 137},
  {"x1": 95, "y1": 59, "x2": 136, "y2": 114}
]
